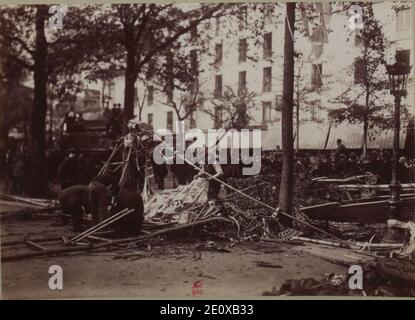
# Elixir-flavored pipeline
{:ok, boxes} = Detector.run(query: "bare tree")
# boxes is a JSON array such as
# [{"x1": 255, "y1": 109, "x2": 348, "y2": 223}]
[
  {"x1": 136, "y1": 87, "x2": 147, "y2": 122},
  {"x1": 161, "y1": 79, "x2": 204, "y2": 122},
  {"x1": 203, "y1": 86, "x2": 257, "y2": 131}
]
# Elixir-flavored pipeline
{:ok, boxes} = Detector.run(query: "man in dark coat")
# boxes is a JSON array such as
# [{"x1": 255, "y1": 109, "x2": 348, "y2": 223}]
[
  {"x1": 150, "y1": 155, "x2": 168, "y2": 189},
  {"x1": 58, "y1": 185, "x2": 88, "y2": 232},
  {"x1": 57, "y1": 152, "x2": 80, "y2": 189},
  {"x1": 112, "y1": 180, "x2": 144, "y2": 237},
  {"x1": 335, "y1": 139, "x2": 347, "y2": 160},
  {"x1": 87, "y1": 174, "x2": 117, "y2": 225}
]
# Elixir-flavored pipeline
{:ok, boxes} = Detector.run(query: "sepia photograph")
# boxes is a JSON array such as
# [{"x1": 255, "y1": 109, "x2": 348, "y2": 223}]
[{"x1": 0, "y1": 1, "x2": 414, "y2": 301}]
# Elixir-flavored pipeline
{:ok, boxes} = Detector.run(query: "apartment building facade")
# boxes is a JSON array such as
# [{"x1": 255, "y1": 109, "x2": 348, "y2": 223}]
[{"x1": 103, "y1": 2, "x2": 414, "y2": 150}]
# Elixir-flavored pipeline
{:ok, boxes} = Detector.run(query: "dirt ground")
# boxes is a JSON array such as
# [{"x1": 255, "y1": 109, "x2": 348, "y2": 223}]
[{"x1": 0, "y1": 208, "x2": 366, "y2": 299}]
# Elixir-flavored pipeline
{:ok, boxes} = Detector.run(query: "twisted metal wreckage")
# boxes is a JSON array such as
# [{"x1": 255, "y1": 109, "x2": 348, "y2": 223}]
[{"x1": 2, "y1": 129, "x2": 415, "y2": 265}]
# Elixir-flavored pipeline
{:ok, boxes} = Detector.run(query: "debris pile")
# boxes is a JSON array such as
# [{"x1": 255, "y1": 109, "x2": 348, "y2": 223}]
[
  {"x1": 142, "y1": 175, "x2": 300, "y2": 241},
  {"x1": 144, "y1": 178, "x2": 209, "y2": 223},
  {"x1": 263, "y1": 259, "x2": 415, "y2": 297}
]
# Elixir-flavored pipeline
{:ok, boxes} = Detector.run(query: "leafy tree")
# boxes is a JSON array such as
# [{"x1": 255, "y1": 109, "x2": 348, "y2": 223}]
[
  {"x1": 328, "y1": 3, "x2": 406, "y2": 158},
  {"x1": 84, "y1": 4, "x2": 225, "y2": 124},
  {"x1": 0, "y1": 31, "x2": 30, "y2": 180},
  {"x1": 0, "y1": 5, "x2": 102, "y2": 195}
]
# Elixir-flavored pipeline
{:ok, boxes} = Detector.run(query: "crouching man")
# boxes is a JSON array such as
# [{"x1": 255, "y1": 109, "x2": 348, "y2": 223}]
[
  {"x1": 113, "y1": 180, "x2": 144, "y2": 238},
  {"x1": 87, "y1": 174, "x2": 117, "y2": 226},
  {"x1": 58, "y1": 185, "x2": 88, "y2": 232}
]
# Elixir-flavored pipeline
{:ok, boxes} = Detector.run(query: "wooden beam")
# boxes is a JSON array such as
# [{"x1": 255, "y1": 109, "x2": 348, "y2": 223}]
[{"x1": 2, "y1": 218, "x2": 231, "y2": 262}]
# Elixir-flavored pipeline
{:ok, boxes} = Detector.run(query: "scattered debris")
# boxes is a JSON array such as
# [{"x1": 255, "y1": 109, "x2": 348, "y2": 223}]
[
  {"x1": 194, "y1": 241, "x2": 231, "y2": 253},
  {"x1": 263, "y1": 259, "x2": 415, "y2": 296},
  {"x1": 388, "y1": 220, "x2": 415, "y2": 259}
]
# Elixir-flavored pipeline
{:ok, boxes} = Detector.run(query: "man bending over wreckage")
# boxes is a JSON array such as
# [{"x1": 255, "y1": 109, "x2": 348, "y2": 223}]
[
  {"x1": 58, "y1": 185, "x2": 88, "y2": 232},
  {"x1": 58, "y1": 174, "x2": 117, "y2": 231},
  {"x1": 87, "y1": 174, "x2": 117, "y2": 225}
]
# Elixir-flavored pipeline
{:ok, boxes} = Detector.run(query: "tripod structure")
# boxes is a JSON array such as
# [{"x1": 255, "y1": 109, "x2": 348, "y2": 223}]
[{"x1": 98, "y1": 129, "x2": 153, "y2": 196}]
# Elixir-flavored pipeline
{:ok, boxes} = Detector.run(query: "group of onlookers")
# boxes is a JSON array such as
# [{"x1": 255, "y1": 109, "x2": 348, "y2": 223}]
[{"x1": 262, "y1": 142, "x2": 415, "y2": 183}]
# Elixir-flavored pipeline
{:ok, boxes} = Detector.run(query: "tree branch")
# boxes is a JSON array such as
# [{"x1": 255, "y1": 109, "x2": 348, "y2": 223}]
[
  {"x1": 138, "y1": 4, "x2": 224, "y2": 69},
  {"x1": 4, "y1": 34, "x2": 35, "y2": 56}
]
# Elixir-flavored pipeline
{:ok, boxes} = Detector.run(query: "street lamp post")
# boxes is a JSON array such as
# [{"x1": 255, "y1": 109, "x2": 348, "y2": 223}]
[{"x1": 384, "y1": 60, "x2": 412, "y2": 243}]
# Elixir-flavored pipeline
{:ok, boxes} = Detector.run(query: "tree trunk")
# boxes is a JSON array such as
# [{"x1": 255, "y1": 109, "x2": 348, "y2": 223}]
[
  {"x1": 137, "y1": 86, "x2": 144, "y2": 121},
  {"x1": 101, "y1": 80, "x2": 106, "y2": 109},
  {"x1": 362, "y1": 90, "x2": 370, "y2": 159},
  {"x1": 362, "y1": 117, "x2": 368, "y2": 159},
  {"x1": 123, "y1": 47, "x2": 137, "y2": 123},
  {"x1": 29, "y1": 6, "x2": 48, "y2": 196},
  {"x1": 296, "y1": 100, "x2": 300, "y2": 152},
  {"x1": 0, "y1": 99, "x2": 8, "y2": 181},
  {"x1": 278, "y1": 2, "x2": 295, "y2": 228}
]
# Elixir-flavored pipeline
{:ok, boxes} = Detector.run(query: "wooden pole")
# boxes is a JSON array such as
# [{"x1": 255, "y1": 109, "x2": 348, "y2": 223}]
[
  {"x1": 2, "y1": 217, "x2": 230, "y2": 262},
  {"x1": 71, "y1": 209, "x2": 134, "y2": 243},
  {"x1": 98, "y1": 142, "x2": 122, "y2": 176},
  {"x1": 70, "y1": 209, "x2": 130, "y2": 242},
  {"x1": 2, "y1": 231, "x2": 113, "y2": 247}
]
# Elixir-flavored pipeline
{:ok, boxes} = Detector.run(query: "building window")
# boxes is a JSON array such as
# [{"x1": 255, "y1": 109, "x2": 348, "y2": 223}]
[
  {"x1": 264, "y1": 4, "x2": 273, "y2": 25},
  {"x1": 214, "y1": 75, "x2": 222, "y2": 98},
  {"x1": 215, "y1": 17, "x2": 221, "y2": 36},
  {"x1": 275, "y1": 95, "x2": 283, "y2": 112},
  {"x1": 190, "y1": 24, "x2": 198, "y2": 41},
  {"x1": 354, "y1": 31, "x2": 363, "y2": 46},
  {"x1": 147, "y1": 113, "x2": 153, "y2": 126},
  {"x1": 190, "y1": 49, "x2": 198, "y2": 73},
  {"x1": 309, "y1": 100, "x2": 322, "y2": 122},
  {"x1": 214, "y1": 106, "x2": 223, "y2": 128},
  {"x1": 147, "y1": 85, "x2": 154, "y2": 105},
  {"x1": 186, "y1": 105, "x2": 196, "y2": 129},
  {"x1": 239, "y1": 38, "x2": 247, "y2": 63},
  {"x1": 263, "y1": 32, "x2": 272, "y2": 59},
  {"x1": 238, "y1": 71, "x2": 247, "y2": 95},
  {"x1": 189, "y1": 114, "x2": 196, "y2": 129},
  {"x1": 263, "y1": 67, "x2": 272, "y2": 92},
  {"x1": 396, "y1": 49, "x2": 410, "y2": 66},
  {"x1": 166, "y1": 81, "x2": 173, "y2": 103},
  {"x1": 238, "y1": 6, "x2": 248, "y2": 31},
  {"x1": 215, "y1": 42, "x2": 223, "y2": 67},
  {"x1": 354, "y1": 58, "x2": 366, "y2": 84},
  {"x1": 311, "y1": 64, "x2": 323, "y2": 89},
  {"x1": 262, "y1": 102, "x2": 273, "y2": 126},
  {"x1": 167, "y1": 111, "x2": 173, "y2": 131},
  {"x1": 396, "y1": 8, "x2": 411, "y2": 31}
]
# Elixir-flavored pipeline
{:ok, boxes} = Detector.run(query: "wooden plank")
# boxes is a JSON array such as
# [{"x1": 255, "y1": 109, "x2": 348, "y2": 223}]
[
  {"x1": 87, "y1": 235, "x2": 111, "y2": 242},
  {"x1": 300, "y1": 198, "x2": 415, "y2": 222},
  {"x1": 338, "y1": 183, "x2": 415, "y2": 191},
  {"x1": 2, "y1": 231, "x2": 113, "y2": 247},
  {"x1": 2, "y1": 217, "x2": 230, "y2": 262},
  {"x1": 0, "y1": 206, "x2": 61, "y2": 220},
  {"x1": 26, "y1": 241, "x2": 48, "y2": 251}
]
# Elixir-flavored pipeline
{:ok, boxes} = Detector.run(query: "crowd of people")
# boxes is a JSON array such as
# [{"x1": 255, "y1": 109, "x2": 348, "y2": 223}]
[
  {"x1": 63, "y1": 111, "x2": 86, "y2": 132},
  {"x1": 262, "y1": 139, "x2": 415, "y2": 183},
  {"x1": 103, "y1": 104, "x2": 124, "y2": 138}
]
